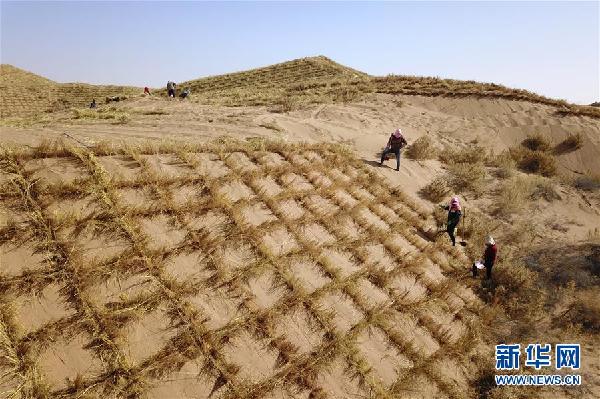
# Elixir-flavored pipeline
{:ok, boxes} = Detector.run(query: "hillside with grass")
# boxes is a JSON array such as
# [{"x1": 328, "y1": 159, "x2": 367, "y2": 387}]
[
  {"x1": 4, "y1": 56, "x2": 597, "y2": 119},
  {"x1": 166, "y1": 56, "x2": 600, "y2": 118},
  {"x1": 0, "y1": 64, "x2": 141, "y2": 118}
]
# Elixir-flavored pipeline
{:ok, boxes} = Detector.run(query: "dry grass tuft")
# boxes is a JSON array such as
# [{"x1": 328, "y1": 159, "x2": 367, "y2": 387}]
[
  {"x1": 509, "y1": 147, "x2": 557, "y2": 177},
  {"x1": 419, "y1": 176, "x2": 450, "y2": 203},
  {"x1": 438, "y1": 145, "x2": 489, "y2": 165},
  {"x1": 521, "y1": 133, "x2": 551, "y2": 152},
  {"x1": 447, "y1": 162, "x2": 487, "y2": 195},
  {"x1": 405, "y1": 136, "x2": 438, "y2": 160},
  {"x1": 494, "y1": 175, "x2": 560, "y2": 216},
  {"x1": 554, "y1": 133, "x2": 583, "y2": 154},
  {"x1": 489, "y1": 151, "x2": 516, "y2": 179}
]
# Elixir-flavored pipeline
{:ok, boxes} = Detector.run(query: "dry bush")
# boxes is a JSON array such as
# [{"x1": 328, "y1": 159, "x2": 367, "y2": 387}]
[
  {"x1": 509, "y1": 147, "x2": 556, "y2": 177},
  {"x1": 495, "y1": 175, "x2": 559, "y2": 216},
  {"x1": 554, "y1": 132, "x2": 583, "y2": 154},
  {"x1": 406, "y1": 136, "x2": 438, "y2": 160},
  {"x1": 372, "y1": 73, "x2": 600, "y2": 119},
  {"x1": 488, "y1": 258, "x2": 545, "y2": 333},
  {"x1": 419, "y1": 176, "x2": 450, "y2": 203},
  {"x1": 438, "y1": 145, "x2": 489, "y2": 165},
  {"x1": 489, "y1": 151, "x2": 516, "y2": 179},
  {"x1": 521, "y1": 133, "x2": 551, "y2": 152},
  {"x1": 447, "y1": 162, "x2": 487, "y2": 195},
  {"x1": 432, "y1": 205, "x2": 447, "y2": 230},
  {"x1": 460, "y1": 210, "x2": 496, "y2": 258}
]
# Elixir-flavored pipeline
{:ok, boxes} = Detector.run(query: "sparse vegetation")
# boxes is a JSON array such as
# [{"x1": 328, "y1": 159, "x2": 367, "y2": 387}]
[
  {"x1": 419, "y1": 176, "x2": 450, "y2": 202},
  {"x1": 494, "y1": 175, "x2": 560, "y2": 216},
  {"x1": 447, "y1": 161, "x2": 487, "y2": 195},
  {"x1": 509, "y1": 147, "x2": 557, "y2": 176},
  {"x1": 4, "y1": 58, "x2": 600, "y2": 119},
  {"x1": 0, "y1": 138, "x2": 484, "y2": 398},
  {"x1": 562, "y1": 290, "x2": 600, "y2": 332},
  {"x1": 1, "y1": 64, "x2": 140, "y2": 118},
  {"x1": 438, "y1": 145, "x2": 489, "y2": 165},
  {"x1": 71, "y1": 107, "x2": 131, "y2": 123},
  {"x1": 554, "y1": 132, "x2": 583, "y2": 154},
  {"x1": 490, "y1": 151, "x2": 517, "y2": 179},
  {"x1": 406, "y1": 136, "x2": 438, "y2": 160},
  {"x1": 521, "y1": 133, "x2": 551, "y2": 152},
  {"x1": 1, "y1": 55, "x2": 599, "y2": 399}
]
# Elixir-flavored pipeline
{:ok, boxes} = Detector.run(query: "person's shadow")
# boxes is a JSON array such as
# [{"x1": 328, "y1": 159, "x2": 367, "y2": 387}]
[{"x1": 362, "y1": 159, "x2": 398, "y2": 169}]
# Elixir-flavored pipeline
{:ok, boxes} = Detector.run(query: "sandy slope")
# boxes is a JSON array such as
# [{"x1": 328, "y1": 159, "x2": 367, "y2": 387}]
[
  {"x1": 1, "y1": 94, "x2": 600, "y2": 398},
  {"x1": 3, "y1": 93, "x2": 599, "y2": 242}
]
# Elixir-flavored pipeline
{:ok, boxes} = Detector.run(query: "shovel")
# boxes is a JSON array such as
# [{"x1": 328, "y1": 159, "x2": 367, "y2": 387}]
[{"x1": 459, "y1": 206, "x2": 467, "y2": 246}]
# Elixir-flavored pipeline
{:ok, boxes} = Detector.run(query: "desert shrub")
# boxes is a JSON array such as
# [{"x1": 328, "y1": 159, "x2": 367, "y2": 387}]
[
  {"x1": 432, "y1": 205, "x2": 447, "y2": 230},
  {"x1": 447, "y1": 162, "x2": 487, "y2": 194},
  {"x1": 554, "y1": 132, "x2": 583, "y2": 154},
  {"x1": 419, "y1": 176, "x2": 450, "y2": 202},
  {"x1": 459, "y1": 210, "x2": 496, "y2": 258},
  {"x1": 439, "y1": 145, "x2": 489, "y2": 165},
  {"x1": 489, "y1": 151, "x2": 516, "y2": 179},
  {"x1": 509, "y1": 147, "x2": 556, "y2": 176},
  {"x1": 493, "y1": 259, "x2": 545, "y2": 322},
  {"x1": 406, "y1": 136, "x2": 438, "y2": 160},
  {"x1": 521, "y1": 133, "x2": 551, "y2": 152},
  {"x1": 573, "y1": 174, "x2": 600, "y2": 192},
  {"x1": 495, "y1": 175, "x2": 559, "y2": 216},
  {"x1": 495, "y1": 176, "x2": 531, "y2": 216}
]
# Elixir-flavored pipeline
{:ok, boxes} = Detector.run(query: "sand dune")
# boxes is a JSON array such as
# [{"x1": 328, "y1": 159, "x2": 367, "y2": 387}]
[{"x1": 1, "y1": 60, "x2": 600, "y2": 398}]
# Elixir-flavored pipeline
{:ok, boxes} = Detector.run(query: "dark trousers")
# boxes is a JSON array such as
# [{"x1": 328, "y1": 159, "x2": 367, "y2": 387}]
[
  {"x1": 472, "y1": 262, "x2": 493, "y2": 279},
  {"x1": 380, "y1": 147, "x2": 401, "y2": 170},
  {"x1": 168, "y1": 89, "x2": 175, "y2": 97},
  {"x1": 447, "y1": 223, "x2": 458, "y2": 246}
]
